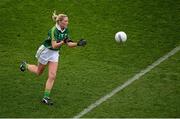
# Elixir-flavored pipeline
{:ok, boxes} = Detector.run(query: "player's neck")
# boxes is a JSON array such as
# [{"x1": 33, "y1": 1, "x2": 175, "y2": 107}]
[
  {"x1": 60, "y1": 25, "x2": 65, "y2": 30},
  {"x1": 56, "y1": 23, "x2": 65, "y2": 32}
]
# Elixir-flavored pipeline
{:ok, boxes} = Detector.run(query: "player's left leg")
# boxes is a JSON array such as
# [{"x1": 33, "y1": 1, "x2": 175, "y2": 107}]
[{"x1": 42, "y1": 61, "x2": 58, "y2": 105}]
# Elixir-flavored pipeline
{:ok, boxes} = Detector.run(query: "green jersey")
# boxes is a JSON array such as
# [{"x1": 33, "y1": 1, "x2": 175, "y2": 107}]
[{"x1": 43, "y1": 25, "x2": 69, "y2": 51}]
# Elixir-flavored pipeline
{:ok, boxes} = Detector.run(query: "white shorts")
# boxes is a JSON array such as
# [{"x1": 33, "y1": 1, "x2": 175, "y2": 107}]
[{"x1": 35, "y1": 45, "x2": 59, "y2": 65}]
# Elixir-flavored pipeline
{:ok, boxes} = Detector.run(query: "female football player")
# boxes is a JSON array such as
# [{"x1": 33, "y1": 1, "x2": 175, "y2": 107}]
[{"x1": 20, "y1": 11, "x2": 86, "y2": 105}]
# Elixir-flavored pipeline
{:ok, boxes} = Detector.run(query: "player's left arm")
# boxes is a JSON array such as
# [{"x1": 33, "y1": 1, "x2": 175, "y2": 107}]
[
  {"x1": 66, "y1": 41, "x2": 78, "y2": 48},
  {"x1": 65, "y1": 29, "x2": 86, "y2": 48},
  {"x1": 64, "y1": 38, "x2": 87, "y2": 48}
]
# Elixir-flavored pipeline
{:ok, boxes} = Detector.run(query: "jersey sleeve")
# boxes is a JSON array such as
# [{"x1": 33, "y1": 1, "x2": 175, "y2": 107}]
[
  {"x1": 50, "y1": 26, "x2": 58, "y2": 41},
  {"x1": 66, "y1": 28, "x2": 70, "y2": 39}
]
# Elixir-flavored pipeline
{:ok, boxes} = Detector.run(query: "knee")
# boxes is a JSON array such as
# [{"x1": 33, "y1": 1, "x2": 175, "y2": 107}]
[
  {"x1": 48, "y1": 72, "x2": 56, "y2": 80},
  {"x1": 36, "y1": 70, "x2": 43, "y2": 76}
]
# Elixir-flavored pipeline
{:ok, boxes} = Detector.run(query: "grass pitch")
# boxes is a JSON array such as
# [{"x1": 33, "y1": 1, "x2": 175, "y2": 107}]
[{"x1": 0, "y1": 0, "x2": 179, "y2": 117}]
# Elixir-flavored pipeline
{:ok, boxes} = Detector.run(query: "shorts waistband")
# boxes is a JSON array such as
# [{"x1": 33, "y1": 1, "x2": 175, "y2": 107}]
[{"x1": 48, "y1": 48, "x2": 59, "y2": 51}]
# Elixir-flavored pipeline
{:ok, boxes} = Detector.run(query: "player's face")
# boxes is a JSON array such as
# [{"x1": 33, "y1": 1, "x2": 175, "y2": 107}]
[{"x1": 60, "y1": 17, "x2": 68, "y2": 28}]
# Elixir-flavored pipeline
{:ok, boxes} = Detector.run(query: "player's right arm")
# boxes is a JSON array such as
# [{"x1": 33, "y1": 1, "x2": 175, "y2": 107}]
[
  {"x1": 50, "y1": 27, "x2": 64, "y2": 49},
  {"x1": 51, "y1": 40, "x2": 64, "y2": 49}
]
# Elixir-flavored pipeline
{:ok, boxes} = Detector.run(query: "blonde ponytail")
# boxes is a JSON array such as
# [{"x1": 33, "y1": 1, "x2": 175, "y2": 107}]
[
  {"x1": 52, "y1": 11, "x2": 58, "y2": 21},
  {"x1": 52, "y1": 10, "x2": 67, "y2": 23}
]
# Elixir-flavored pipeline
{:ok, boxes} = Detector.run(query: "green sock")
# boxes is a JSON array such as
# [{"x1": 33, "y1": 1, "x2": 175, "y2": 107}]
[
  {"x1": 44, "y1": 89, "x2": 51, "y2": 98},
  {"x1": 25, "y1": 63, "x2": 28, "y2": 69}
]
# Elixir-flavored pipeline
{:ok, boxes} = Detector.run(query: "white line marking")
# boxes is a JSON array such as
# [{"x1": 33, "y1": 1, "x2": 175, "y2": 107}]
[{"x1": 73, "y1": 45, "x2": 180, "y2": 118}]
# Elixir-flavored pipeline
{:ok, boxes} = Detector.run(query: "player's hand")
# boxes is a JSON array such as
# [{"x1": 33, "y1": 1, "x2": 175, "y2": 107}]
[
  {"x1": 77, "y1": 39, "x2": 87, "y2": 46},
  {"x1": 57, "y1": 40, "x2": 64, "y2": 43},
  {"x1": 57, "y1": 40, "x2": 65, "y2": 46}
]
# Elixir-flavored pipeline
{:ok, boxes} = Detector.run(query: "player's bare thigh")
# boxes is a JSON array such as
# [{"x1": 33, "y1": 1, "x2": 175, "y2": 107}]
[
  {"x1": 37, "y1": 62, "x2": 46, "y2": 75},
  {"x1": 48, "y1": 61, "x2": 58, "y2": 80}
]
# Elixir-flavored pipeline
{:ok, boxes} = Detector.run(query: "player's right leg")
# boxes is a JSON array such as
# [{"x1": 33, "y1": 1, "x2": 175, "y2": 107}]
[
  {"x1": 20, "y1": 61, "x2": 46, "y2": 76},
  {"x1": 20, "y1": 45, "x2": 47, "y2": 75}
]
